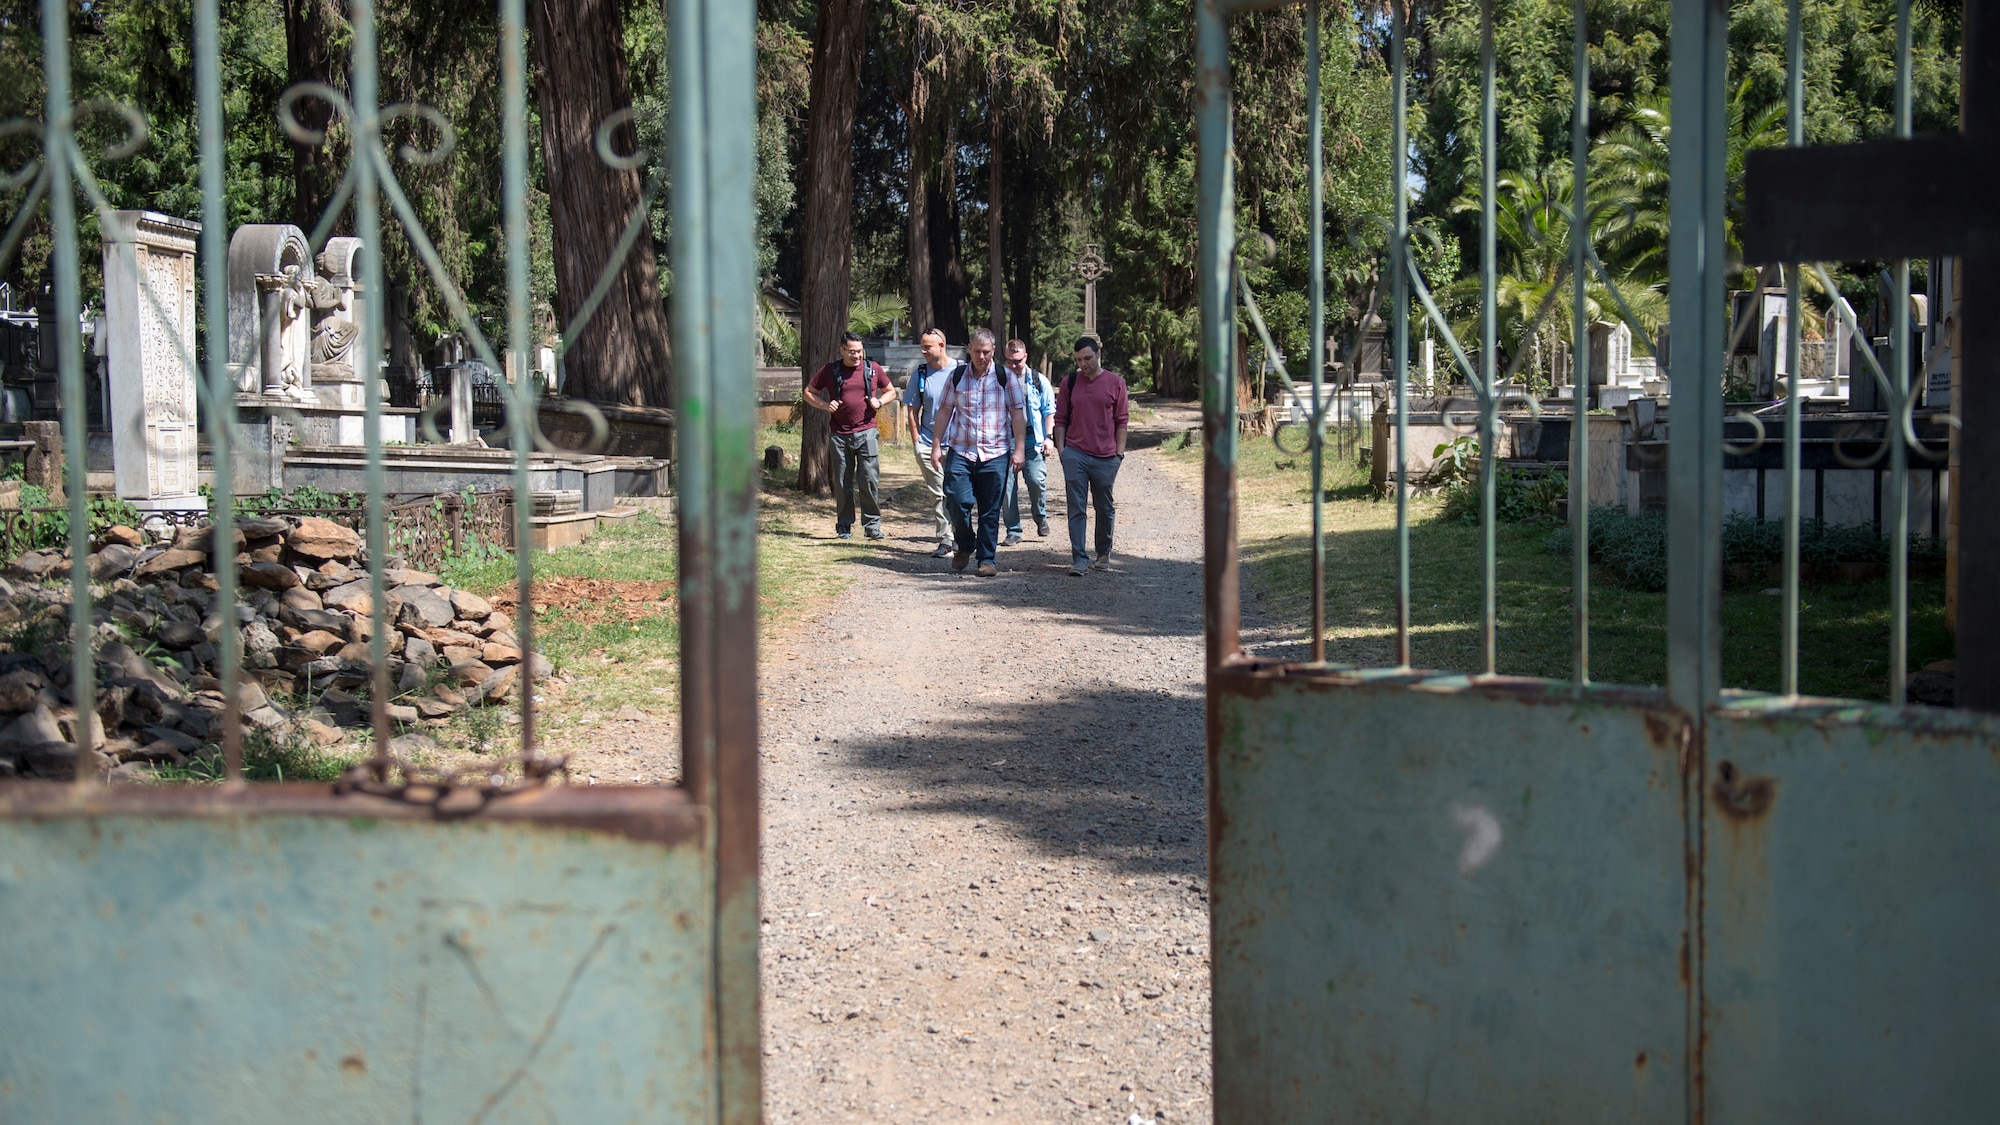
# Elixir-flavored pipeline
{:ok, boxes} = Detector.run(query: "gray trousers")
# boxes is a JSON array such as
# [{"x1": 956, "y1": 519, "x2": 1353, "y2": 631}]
[
  {"x1": 1060, "y1": 446, "x2": 1120, "y2": 563},
  {"x1": 830, "y1": 429, "x2": 882, "y2": 534},
  {"x1": 915, "y1": 443, "x2": 951, "y2": 544}
]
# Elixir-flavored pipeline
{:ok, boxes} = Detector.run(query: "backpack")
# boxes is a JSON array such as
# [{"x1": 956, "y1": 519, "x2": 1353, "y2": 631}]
[
  {"x1": 831, "y1": 359, "x2": 881, "y2": 397},
  {"x1": 950, "y1": 360, "x2": 1009, "y2": 390}
]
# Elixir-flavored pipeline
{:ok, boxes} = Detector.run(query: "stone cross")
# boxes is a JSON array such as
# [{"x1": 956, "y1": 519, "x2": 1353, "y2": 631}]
[
  {"x1": 99, "y1": 210, "x2": 201, "y2": 508},
  {"x1": 1075, "y1": 243, "x2": 1111, "y2": 341},
  {"x1": 1743, "y1": 0, "x2": 1998, "y2": 708}
]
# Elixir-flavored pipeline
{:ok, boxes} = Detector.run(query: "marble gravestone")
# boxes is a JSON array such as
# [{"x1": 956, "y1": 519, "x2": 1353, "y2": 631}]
[
  {"x1": 99, "y1": 210, "x2": 202, "y2": 508},
  {"x1": 226, "y1": 224, "x2": 314, "y2": 399},
  {"x1": 309, "y1": 237, "x2": 365, "y2": 409}
]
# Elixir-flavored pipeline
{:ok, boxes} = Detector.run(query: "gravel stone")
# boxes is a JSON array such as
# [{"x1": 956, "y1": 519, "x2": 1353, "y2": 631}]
[{"x1": 760, "y1": 407, "x2": 1212, "y2": 1123}]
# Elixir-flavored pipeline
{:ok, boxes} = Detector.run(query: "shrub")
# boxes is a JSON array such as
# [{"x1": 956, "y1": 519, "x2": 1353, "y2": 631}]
[
  {"x1": 1439, "y1": 467, "x2": 1568, "y2": 526},
  {"x1": 1546, "y1": 508, "x2": 1943, "y2": 590}
]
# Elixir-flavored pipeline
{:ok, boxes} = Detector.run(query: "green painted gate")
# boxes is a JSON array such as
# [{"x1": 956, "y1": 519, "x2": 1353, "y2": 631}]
[
  {"x1": 0, "y1": 1, "x2": 759, "y2": 1120},
  {"x1": 1197, "y1": 0, "x2": 2000, "y2": 1120}
]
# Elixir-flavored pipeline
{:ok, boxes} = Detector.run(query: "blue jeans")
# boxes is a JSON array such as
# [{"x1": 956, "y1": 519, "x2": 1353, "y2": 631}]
[
  {"x1": 829, "y1": 429, "x2": 882, "y2": 534},
  {"x1": 1001, "y1": 447, "x2": 1048, "y2": 533},
  {"x1": 1060, "y1": 446, "x2": 1121, "y2": 564},
  {"x1": 944, "y1": 450, "x2": 1009, "y2": 565}
]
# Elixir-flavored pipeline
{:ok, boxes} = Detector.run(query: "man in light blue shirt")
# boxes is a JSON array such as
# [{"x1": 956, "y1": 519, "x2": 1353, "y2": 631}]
[
  {"x1": 1000, "y1": 339, "x2": 1056, "y2": 543},
  {"x1": 901, "y1": 328, "x2": 962, "y2": 558}
]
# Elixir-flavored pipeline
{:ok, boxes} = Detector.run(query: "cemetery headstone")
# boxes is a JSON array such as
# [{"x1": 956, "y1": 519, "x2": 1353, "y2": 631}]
[
  {"x1": 227, "y1": 224, "x2": 314, "y2": 397},
  {"x1": 99, "y1": 210, "x2": 201, "y2": 507}
]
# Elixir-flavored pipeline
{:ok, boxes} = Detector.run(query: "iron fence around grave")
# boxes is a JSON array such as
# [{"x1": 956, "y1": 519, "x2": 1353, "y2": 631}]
[{"x1": 0, "y1": 0, "x2": 759, "y2": 1120}]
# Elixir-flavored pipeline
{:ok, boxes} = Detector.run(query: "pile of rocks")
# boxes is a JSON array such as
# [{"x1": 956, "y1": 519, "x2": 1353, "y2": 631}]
[{"x1": 0, "y1": 515, "x2": 547, "y2": 779}]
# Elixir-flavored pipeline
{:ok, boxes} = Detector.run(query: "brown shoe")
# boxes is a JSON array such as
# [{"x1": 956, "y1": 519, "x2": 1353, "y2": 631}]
[
  {"x1": 951, "y1": 549, "x2": 971, "y2": 571},
  {"x1": 976, "y1": 563, "x2": 997, "y2": 578}
]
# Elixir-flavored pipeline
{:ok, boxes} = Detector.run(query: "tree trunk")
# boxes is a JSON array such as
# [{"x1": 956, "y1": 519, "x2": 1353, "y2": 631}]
[
  {"x1": 987, "y1": 111, "x2": 1003, "y2": 338},
  {"x1": 796, "y1": 0, "x2": 868, "y2": 496},
  {"x1": 907, "y1": 94, "x2": 934, "y2": 337},
  {"x1": 285, "y1": 0, "x2": 347, "y2": 234},
  {"x1": 1005, "y1": 156, "x2": 1034, "y2": 346},
  {"x1": 528, "y1": 0, "x2": 673, "y2": 408},
  {"x1": 929, "y1": 119, "x2": 968, "y2": 344}
]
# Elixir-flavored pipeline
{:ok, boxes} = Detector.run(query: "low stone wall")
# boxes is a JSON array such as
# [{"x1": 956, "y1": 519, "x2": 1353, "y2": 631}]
[{"x1": 0, "y1": 503, "x2": 538, "y2": 781}]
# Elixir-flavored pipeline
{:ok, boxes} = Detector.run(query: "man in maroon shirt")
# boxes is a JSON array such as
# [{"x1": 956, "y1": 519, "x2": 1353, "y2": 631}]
[
  {"x1": 1051, "y1": 336, "x2": 1130, "y2": 576},
  {"x1": 804, "y1": 332, "x2": 897, "y2": 539}
]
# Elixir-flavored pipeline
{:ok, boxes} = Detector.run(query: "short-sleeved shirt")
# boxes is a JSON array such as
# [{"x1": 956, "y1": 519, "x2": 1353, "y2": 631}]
[
  {"x1": 808, "y1": 360, "x2": 893, "y2": 434},
  {"x1": 901, "y1": 359, "x2": 963, "y2": 453},
  {"x1": 939, "y1": 363, "x2": 1027, "y2": 462},
  {"x1": 1054, "y1": 369, "x2": 1130, "y2": 458}
]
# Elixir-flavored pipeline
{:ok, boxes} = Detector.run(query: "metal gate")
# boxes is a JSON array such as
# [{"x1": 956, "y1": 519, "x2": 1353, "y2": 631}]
[
  {"x1": 0, "y1": 1, "x2": 758, "y2": 1121},
  {"x1": 1199, "y1": 0, "x2": 2000, "y2": 1119}
]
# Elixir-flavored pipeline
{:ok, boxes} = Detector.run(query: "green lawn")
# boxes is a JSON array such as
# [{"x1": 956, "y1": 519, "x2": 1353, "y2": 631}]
[{"x1": 1164, "y1": 435, "x2": 1952, "y2": 701}]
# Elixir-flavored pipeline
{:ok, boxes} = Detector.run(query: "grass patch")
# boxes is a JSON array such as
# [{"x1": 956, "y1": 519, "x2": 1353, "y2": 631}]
[
  {"x1": 1161, "y1": 433, "x2": 1952, "y2": 701},
  {"x1": 159, "y1": 724, "x2": 365, "y2": 784}
]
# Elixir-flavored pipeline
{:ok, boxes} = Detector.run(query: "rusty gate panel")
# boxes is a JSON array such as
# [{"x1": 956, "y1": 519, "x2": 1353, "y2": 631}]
[
  {"x1": 1701, "y1": 700, "x2": 2000, "y2": 1121},
  {"x1": 0, "y1": 785, "x2": 713, "y2": 1123},
  {"x1": 1210, "y1": 666, "x2": 1691, "y2": 1123}
]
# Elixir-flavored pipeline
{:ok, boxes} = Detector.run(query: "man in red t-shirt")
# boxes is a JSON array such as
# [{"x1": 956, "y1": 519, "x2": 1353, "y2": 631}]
[
  {"x1": 1052, "y1": 336, "x2": 1130, "y2": 576},
  {"x1": 804, "y1": 332, "x2": 897, "y2": 539}
]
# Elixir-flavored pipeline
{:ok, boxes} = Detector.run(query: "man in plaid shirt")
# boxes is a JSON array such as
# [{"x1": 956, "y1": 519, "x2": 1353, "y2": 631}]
[{"x1": 927, "y1": 328, "x2": 1027, "y2": 577}]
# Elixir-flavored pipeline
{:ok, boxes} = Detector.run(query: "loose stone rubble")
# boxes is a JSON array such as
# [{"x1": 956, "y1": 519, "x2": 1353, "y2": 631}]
[{"x1": 0, "y1": 515, "x2": 545, "y2": 780}]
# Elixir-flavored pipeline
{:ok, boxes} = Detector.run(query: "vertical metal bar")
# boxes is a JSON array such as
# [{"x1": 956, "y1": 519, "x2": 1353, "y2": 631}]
[
  {"x1": 195, "y1": 0, "x2": 244, "y2": 779},
  {"x1": 673, "y1": 0, "x2": 763, "y2": 1116},
  {"x1": 500, "y1": 0, "x2": 540, "y2": 763},
  {"x1": 1569, "y1": 0, "x2": 1591, "y2": 683},
  {"x1": 1198, "y1": 0, "x2": 1240, "y2": 670},
  {"x1": 1888, "y1": 0, "x2": 1913, "y2": 704},
  {"x1": 1782, "y1": 0, "x2": 1804, "y2": 696},
  {"x1": 1391, "y1": 0, "x2": 1411, "y2": 669},
  {"x1": 39, "y1": 0, "x2": 95, "y2": 784},
  {"x1": 352, "y1": 0, "x2": 394, "y2": 770},
  {"x1": 1668, "y1": 0, "x2": 1727, "y2": 715},
  {"x1": 1669, "y1": 0, "x2": 1729, "y2": 1105},
  {"x1": 1480, "y1": 0, "x2": 1499, "y2": 677},
  {"x1": 1307, "y1": 0, "x2": 1326, "y2": 664}
]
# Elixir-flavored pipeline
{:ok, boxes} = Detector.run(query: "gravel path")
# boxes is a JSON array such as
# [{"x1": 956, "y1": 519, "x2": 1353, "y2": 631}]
[{"x1": 760, "y1": 400, "x2": 1212, "y2": 1123}]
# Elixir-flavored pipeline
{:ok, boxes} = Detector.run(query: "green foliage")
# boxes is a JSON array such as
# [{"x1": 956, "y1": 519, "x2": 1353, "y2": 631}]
[
  {"x1": 1430, "y1": 435, "x2": 1480, "y2": 487},
  {"x1": 226, "y1": 484, "x2": 364, "y2": 513},
  {"x1": 8, "y1": 488, "x2": 143, "y2": 552},
  {"x1": 1439, "y1": 466, "x2": 1568, "y2": 525},
  {"x1": 848, "y1": 293, "x2": 910, "y2": 337},
  {"x1": 164, "y1": 723, "x2": 361, "y2": 784}
]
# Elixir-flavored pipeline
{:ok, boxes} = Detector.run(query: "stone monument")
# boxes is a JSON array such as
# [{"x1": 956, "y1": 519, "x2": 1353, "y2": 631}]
[
  {"x1": 308, "y1": 236, "x2": 365, "y2": 409},
  {"x1": 99, "y1": 210, "x2": 202, "y2": 509},
  {"x1": 1074, "y1": 242, "x2": 1111, "y2": 344},
  {"x1": 227, "y1": 224, "x2": 314, "y2": 398}
]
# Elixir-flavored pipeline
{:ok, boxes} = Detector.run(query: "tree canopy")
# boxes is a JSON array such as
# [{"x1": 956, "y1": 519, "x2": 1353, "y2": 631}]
[{"x1": 0, "y1": 0, "x2": 1964, "y2": 398}]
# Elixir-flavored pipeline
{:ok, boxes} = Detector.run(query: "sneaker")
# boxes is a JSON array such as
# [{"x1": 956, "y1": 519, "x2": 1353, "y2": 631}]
[
  {"x1": 1069, "y1": 558, "x2": 1089, "y2": 577},
  {"x1": 836, "y1": 530, "x2": 852, "y2": 540},
  {"x1": 952, "y1": 549, "x2": 971, "y2": 572},
  {"x1": 1092, "y1": 552, "x2": 1111, "y2": 570},
  {"x1": 864, "y1": 528, "x2": 887, "y2": 540},
  {"x1": 1003, "y1": 533, "x2": 1022, "y2": 547},
  {"x1": 1036, "y1": 520, "x2": 1050, "y2": 537},
  {"x1": 977, "y1": 563, "x2": 997, "y2": 578},
  {"x1": 930, "y1": 543, "x2": 954, "y2": 559}
]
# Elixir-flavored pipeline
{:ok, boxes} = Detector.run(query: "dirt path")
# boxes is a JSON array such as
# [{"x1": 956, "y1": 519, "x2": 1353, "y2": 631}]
[{"x1": 760, "y1": 399, "x2": 1212, "y2": 1123}]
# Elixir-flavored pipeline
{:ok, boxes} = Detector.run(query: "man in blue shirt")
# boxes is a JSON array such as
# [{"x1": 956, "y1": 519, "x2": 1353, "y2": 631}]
[
  {"x1": 1000, "y1": 339, "x2": 1056, "y2": 544},
  {"x1": 901, "y1": 328, "x2": 962, "y2": 558}
]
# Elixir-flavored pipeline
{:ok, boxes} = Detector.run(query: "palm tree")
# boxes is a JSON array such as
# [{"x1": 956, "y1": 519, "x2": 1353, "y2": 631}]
[
  {"x1": 1589, "y1": 81, "x2": 1786, "y2": 285},
  {"x1": 1449, "y1": 164, "x2": 1667, "y2": 389}
]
